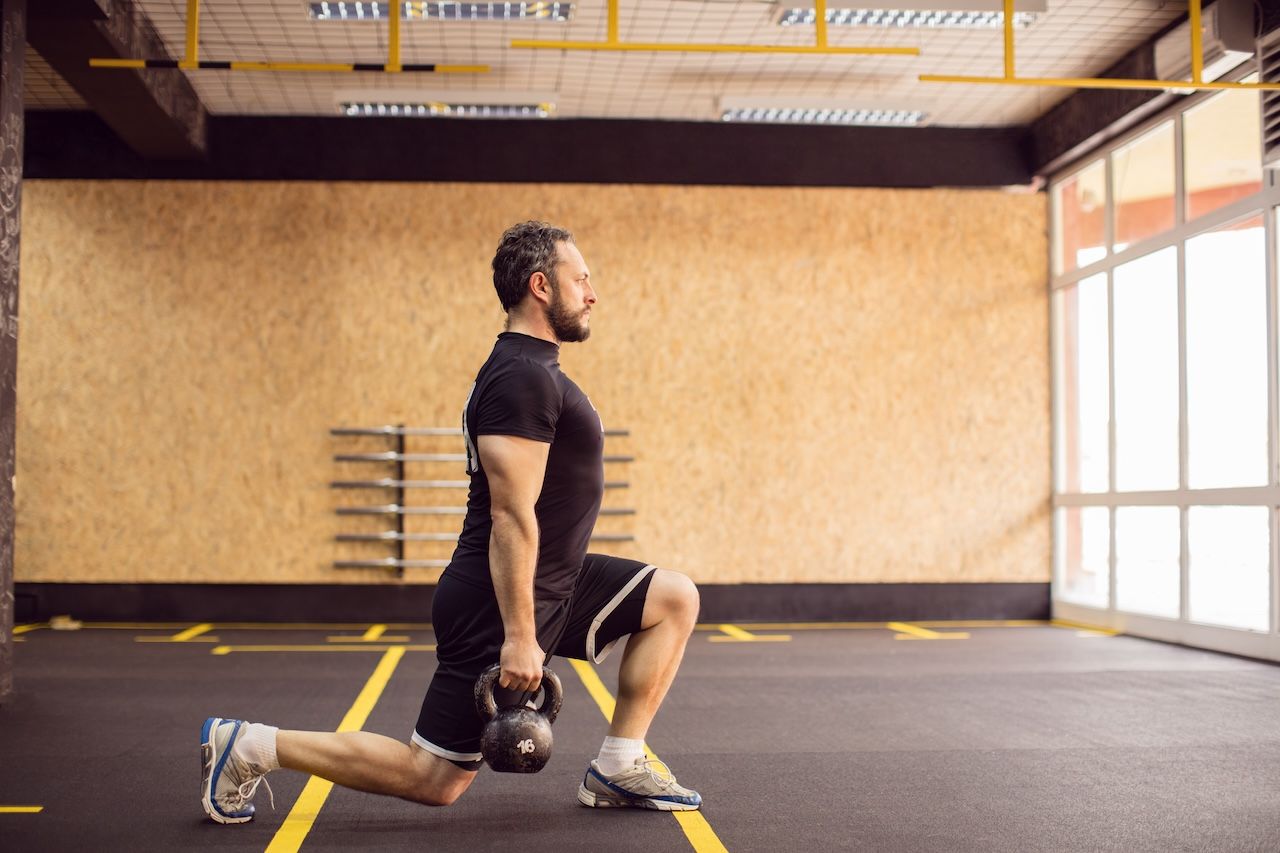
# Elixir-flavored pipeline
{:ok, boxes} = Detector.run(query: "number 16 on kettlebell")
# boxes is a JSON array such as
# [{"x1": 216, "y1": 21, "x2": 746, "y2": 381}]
[{"x1": 474, "y1": 664, "x2": 563, "y2": 773}]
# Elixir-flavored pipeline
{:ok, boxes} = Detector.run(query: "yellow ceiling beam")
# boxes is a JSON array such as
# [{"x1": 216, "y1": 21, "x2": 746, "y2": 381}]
[
  {"x1": 922, "y1": 0, "x2": 1280, "y2": 92},
  {"x1": 513, "y1": 0, "x2": 919, "y2": 57}
]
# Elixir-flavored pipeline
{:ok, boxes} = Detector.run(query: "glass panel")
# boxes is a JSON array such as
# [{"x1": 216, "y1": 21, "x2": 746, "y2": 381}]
[
  {"x1": 1055, "y1": 507, "x2": 1110, "y2": 607},
  {"x1": 1188, "y1": 506, "x2": 1270, "y2": 632},
  {"x1": 1113, "y1": 248, "x2": 1179, "y2": 491},
  {"x1": 1053, "y1": 274, "x2": 1109, "y2": 493},
  {"x1": 1115, "y1": 506, "x2": 1180, "y2": 619},
  {"x1": 1111, "y1": 121, "x2": 1174, "y2": 252},
  {"x1": 1186, "y1": 215, "x2": 1267, "y2": 488},
  {"x1": 1053, "y1": 159, "x2": 1107, "y2": 275},
  {"x1": 1184, "y1": 88, "x2": 1263, "y2": 221}
]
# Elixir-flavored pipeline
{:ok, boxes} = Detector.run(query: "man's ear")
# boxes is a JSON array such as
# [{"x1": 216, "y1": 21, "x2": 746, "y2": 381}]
[{"x1": 528, "y1": 270, "x2": 552, "y2": 305}]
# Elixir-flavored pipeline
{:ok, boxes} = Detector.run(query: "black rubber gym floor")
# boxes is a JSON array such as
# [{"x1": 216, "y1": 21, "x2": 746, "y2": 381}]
[{"x1": 3, "y1": 619, "x2": 1279, "y2": 852}]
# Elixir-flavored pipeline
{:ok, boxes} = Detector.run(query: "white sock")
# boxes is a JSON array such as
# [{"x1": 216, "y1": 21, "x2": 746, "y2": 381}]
[
  {"x1": 231, "y1": 722, "x2": 280, "y2": 772},
  {"x1": 595, "y1": 736, "x2": 645, "y2": 776}
]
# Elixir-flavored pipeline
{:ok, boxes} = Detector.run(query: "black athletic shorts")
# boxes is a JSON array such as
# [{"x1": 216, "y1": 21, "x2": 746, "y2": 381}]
[{"x1": 411, "y1": 554, "x2": 656, "y2": 767}]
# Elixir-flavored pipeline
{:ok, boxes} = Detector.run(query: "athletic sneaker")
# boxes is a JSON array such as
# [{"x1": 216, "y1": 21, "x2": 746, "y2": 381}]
[
  {"x1": 200, "y1": 717, "x2": 274, "y2": 824},
  {"x1": 578, "y1": 757, "x2": 702, "y2": 811}
]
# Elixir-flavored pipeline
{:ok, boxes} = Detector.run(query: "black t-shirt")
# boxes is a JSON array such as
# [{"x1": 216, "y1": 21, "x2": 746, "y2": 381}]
[{"x1": 445, "y1": 332, "x2": 605, "y2": 601}]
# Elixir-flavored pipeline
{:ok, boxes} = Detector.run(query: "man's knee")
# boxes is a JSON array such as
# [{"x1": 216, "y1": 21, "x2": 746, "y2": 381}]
[
  {"x1": 405, "y1": 746, "x2": 476, "y2": 807},
  {"x1": 653, "y1": 569, "x2": 700, "y2": 627}
]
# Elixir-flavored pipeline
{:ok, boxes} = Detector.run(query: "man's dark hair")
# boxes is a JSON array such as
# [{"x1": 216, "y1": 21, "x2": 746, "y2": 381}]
[{"x1": 492, "y1": 221, "x2": 575, "y2": 312}]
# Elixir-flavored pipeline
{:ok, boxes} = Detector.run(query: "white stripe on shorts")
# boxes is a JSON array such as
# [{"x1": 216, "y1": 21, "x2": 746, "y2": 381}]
[
  {"x1": 411, "y1": 730, "x2": 482, "y2": 764},
  {"x1": 585, "y1": 564, "x2": 657, "y2": 664}
]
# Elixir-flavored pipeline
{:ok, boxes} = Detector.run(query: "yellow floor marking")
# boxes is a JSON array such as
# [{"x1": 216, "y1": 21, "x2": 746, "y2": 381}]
[
  {"x1": 13, "y1": 624, "x2": 43, "y2": 635},
  {"x1": 707, "y1": 624, "x2": 791, "y2": 643},
  {"x1": 0, "y1": 806, "x2": 43, "y2": 813},
  {"x1": 135, "y1": 622, "x2": 221, "y2": 644},
  {"x1": 211, "y1": 644, "x2": 435, "y2": 655},
  {"x1": 325, "y1": 624, "x2": 413, "y2": 643},
  {"x1": 266, "y1": 647, "x2": 405, "y2": 853},
  {"x1": 887, "y1": 622, "x2": 970, "y2": 641},
  {"x1": 569, "y1": 659, "x2": 729, "y2": 853},
  {"x1": 1050, "y1": 618, "x2": 1118, "y2": 636}
]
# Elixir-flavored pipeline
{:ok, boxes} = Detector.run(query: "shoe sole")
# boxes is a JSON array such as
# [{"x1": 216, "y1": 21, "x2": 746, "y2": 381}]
[
  {"x1": 201, "y1": 717, "x2": 253, "y2": 825},
  {"x1": 577, "y1": 783, "x2": 701, "y2": 812}
]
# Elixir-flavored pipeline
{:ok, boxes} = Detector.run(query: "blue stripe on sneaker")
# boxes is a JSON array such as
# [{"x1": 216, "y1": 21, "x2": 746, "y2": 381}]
[
  {"x1": 587, "y1": 766, "x2": 701, "y2": 806},
  {"x1": 209, "y1": 719, "x2": 250, "y2": 819}
]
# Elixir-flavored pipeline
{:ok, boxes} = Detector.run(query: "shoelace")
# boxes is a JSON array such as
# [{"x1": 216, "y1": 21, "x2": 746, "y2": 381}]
[
  {"x1": 242, "y1": 774, "x2": 275, "y2": 811},
  {"x1": 637, "y1": 758, "x2": 679, "y2": 791}
]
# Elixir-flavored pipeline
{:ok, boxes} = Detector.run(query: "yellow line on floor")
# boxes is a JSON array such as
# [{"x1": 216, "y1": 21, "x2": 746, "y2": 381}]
[
  {"x1": 0, "y1": 806, "x2": 43, "y2": 813},
  {"x1": 1050, "y1": 618, "x2": 1118, "y2": 636},
  {"x1": 887, "y1": 622, "x2": 970, "y2": 640},
  {"x1": 211, "y1": 644, "x2": 436, "y2": 655},
  {"x1": 13, "y1": 624, "x2": 43, "y2": 635},
  {"x1": 172, "y1": 623, "x2": 215, "y2": 641},
  {"x1": 266, "y1": 647, "x2": 405, "y2": 853},
  {"x1": 362, "y1": 625, "x2": 386, "y2": 641},
  {"x1": 568, "y1": 659, "x2": 729, "y2": 853},
  {"x1": 708, "y1": 624, "x2": 791, "y2": 643}
]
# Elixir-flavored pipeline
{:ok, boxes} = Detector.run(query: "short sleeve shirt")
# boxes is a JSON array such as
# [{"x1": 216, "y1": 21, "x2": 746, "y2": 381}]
[{"x1": 445, "y1": 332, "x2": 606, "y2": 600}]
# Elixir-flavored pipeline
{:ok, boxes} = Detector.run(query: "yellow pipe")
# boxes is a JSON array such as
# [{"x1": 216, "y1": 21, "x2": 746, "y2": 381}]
[
  {"x1": 1189, "y1": 0, "x2": 1203, "y2": 84},
  {"x1": 432, "y1": 64, "x2": 491, "y2": 73},
  {"x1": 920, "y1": 74, "x2": 1280, "y2": 91},
  {"x1": 607, "y1": 0, "x2": 619, "y2": 45},
  {"x1": 512, "y1": 41, "x2": 917, "y2": 55},
  {"x1": 89, "y1": 58, "x2": 146, "y2": 68},
  {"x1": 1003, "y1": 0, "x2": 1013, "y2": 79},
  {"x1": 814, "y1": 0, "x2": 828, "y2": 50},
  {"x1": 389, "y1": 0, "x2": 402, "y2": 72},
  {"x1": 182, "y1": 0, "x2": 200, "y2": 69}
]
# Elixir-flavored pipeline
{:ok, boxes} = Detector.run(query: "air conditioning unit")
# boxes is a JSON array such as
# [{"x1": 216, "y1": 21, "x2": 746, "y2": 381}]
[
  {"x1": 1153, "y1": 0, "x2": 1254, "y2": 84},
  {"x1": 1259, "y1": 29, "x2": 1280, "y2": 169}
]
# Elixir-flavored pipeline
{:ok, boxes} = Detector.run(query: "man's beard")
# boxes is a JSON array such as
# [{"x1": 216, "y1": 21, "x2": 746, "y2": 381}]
[{"x1": 546, "y1": 285, "x2": 591, "y2": 342}]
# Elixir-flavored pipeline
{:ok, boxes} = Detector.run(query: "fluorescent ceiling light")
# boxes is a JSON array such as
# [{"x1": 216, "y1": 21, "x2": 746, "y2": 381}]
[
  {"x1": 339, "y1": 101, "x2": 555, "y2": 118},
  {"x1": 720, "y1": 106, "x2": 926, "y2": 126},
  {"x1": 310, "y1": 2, "x2": 573, "y2": 22},
  {"x1": 772, "y1": 0, "x2": 1045, "y2": 28}
]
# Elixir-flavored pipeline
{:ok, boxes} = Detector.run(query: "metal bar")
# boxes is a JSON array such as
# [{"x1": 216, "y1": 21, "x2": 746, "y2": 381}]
[
  {"x1": 336, "y1": 532, "x2": 636, "y2": 543},
  {"x1": 331, "y1": 426, "x2": 630, "y2": 437},
  {"x1": 1002, "y1": 0, "x2": 1013, "y2": 79},
  {"x1": 389, "y1": 0, "x2": 402, "y2": 73},
  {"x1": 814, "y1": 0, "x2": 827, "y2": 50},
  {"x1": 1054, "y1": 486, "x2": 1280, "y2": 507},
  {"x1": 607, "y1": 0, "x2": 618, "y2": 44},
  {"x1": 510, "y1": 41, "x2": 916, "y2": 55},
  {"x1": 395, "y1": 425, "x2": 406, "y2": 577},
  {"x1": 183, "y1": 0, "x2": 200, "y2": 69},
  {"x1": 334, "y1": 559, "x2": 449, "y2": 569},
  {"x1": 337, "y1": 505, "x2": 637, "y2": 516},
  {"x1": 334, "y1": 452, "x2": 634, "y2": 463},
  {"x1": 89, "y1": 59, "x2": 488, "y2": 73},
  {"x1": 919, "y1": 75, "x2": 1280, "y2": 92},
  {"x1": 334, "y1": 452, "x2": 467, "y2": 462},
  {"x1": 1189, "y1": 0, "x2": 1203, "y2": 85},
  {"x1": 330, "y1": 479, "x2": 629, "y2": 489}
]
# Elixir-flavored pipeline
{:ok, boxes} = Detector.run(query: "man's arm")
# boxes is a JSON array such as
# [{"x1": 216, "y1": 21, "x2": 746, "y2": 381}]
[{"x1": 477, "y1": 433, "x2": 550, "y2": 694}]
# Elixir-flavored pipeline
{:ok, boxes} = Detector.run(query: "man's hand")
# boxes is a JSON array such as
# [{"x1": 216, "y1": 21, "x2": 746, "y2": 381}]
[{"x1": 499, "y1": 637, "x2": 546, "y2": 693}]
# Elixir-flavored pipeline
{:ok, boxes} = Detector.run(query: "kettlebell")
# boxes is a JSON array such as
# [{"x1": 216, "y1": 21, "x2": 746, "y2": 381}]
[{"x1": 473, "y1": 663, "x2": 563, "y2": 773}]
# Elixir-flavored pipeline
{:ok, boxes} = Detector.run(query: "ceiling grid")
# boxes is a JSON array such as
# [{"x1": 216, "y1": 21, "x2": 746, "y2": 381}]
[{"x1": 24, "y1": 0, "x2": 1189, "y2": 125}]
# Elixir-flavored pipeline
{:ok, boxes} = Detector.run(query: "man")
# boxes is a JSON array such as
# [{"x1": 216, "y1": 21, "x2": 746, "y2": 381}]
[{"x1": 200, "y1": 221, "x2": 702, "y2": 823}]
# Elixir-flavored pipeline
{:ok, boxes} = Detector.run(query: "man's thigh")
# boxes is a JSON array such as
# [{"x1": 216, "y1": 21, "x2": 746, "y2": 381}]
[{"x1": 554, "y1": 554, "x2": 657, "y2": 664}]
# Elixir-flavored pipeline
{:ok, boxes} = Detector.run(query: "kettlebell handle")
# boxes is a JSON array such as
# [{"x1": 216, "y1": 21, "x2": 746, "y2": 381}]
[{"x1": 474, "y1": 664, "x2": 563, "y2": 725}]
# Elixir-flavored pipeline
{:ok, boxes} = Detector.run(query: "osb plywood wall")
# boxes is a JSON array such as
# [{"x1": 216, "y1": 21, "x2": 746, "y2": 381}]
[{"x1": 16, "y1": 181, "x2": 1048, "y2": 585}]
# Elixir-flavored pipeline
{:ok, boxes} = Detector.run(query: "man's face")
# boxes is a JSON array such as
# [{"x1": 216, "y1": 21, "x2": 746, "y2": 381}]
[{"x1": 545, "y1": 241, "x2": 596, "y2": 343}]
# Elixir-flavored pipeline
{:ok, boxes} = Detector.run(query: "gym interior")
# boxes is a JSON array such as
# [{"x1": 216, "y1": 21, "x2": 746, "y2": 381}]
[{"x1": 4, "y1": 1, "x2": 1280, "y2": 850}]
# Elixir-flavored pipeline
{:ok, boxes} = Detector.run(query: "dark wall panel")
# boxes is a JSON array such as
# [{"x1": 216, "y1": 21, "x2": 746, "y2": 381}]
[
  {"x1": 26, "y1": 111, "x2": 1033, "y2": 188},
  {"x1": 0, "y1": 0, "x2": 25, "y2": 705}
]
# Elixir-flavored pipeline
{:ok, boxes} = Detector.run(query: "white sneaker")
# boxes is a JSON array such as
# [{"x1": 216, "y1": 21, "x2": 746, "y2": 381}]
[
  {"x1": 200, "y1": 717, "x2": 274, "y2": 824},
  {"x1": 577, "y1": 756, "x2": 702, "y2": 811}
]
